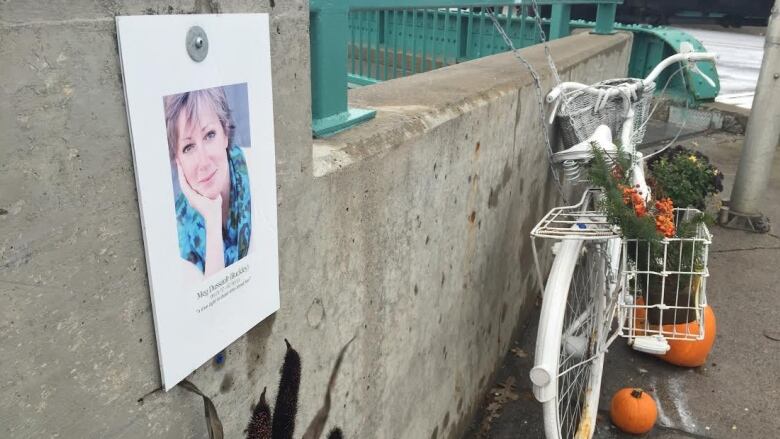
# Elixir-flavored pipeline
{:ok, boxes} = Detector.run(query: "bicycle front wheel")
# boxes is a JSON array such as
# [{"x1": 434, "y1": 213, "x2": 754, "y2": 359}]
[{"x1": 531, "y1": 239, "x2": 615, "y2": 439}]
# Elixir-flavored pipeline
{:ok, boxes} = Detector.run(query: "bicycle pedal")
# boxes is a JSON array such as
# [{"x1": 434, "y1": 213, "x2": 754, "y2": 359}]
[{"x1": 630, "y1": 335, "x2": 670, "y2": 355}]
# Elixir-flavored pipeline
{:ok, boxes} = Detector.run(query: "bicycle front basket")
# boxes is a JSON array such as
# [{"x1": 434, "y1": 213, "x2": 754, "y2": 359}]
[
  {"x1": 618, "y1": 208, "x2": 711, "y2": 341},
  {"x1": 557, "y1": 78, "x2": 656, "y2": 149}
]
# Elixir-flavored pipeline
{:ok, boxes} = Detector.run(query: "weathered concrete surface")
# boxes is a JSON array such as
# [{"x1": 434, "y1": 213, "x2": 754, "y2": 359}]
[
  {"x1": 308, "y1": 32, "x2": 630, "y2": 439},
  {"x1": 1, "y1": 4, "x2": 632, "y2": 436},
  {"x1": 465, "y1": 131, "x2": 780, "y2": 438},
  {"x1": 1, "y1": 2, "x2": 311, "y2": 438}
]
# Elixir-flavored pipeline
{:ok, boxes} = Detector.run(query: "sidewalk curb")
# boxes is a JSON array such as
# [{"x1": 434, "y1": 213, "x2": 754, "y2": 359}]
[
  {"x1": 700, "y1": 101, "x2": 750, "y2": 135},
  {"x1": 649, "y1": 99, "x2": 748, "y2": 135}
]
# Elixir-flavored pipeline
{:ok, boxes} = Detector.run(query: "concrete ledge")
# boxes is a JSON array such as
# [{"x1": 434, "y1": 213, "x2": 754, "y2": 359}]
[
  {"x1": 702, "y1": 101, "x2": 751, "y2": 134},
  {"x1": 313, "y1": 32, "x2": 633, "y2": 177}
]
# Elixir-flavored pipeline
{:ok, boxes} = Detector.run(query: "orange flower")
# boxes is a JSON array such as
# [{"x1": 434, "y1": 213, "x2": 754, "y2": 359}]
[
  {"x1": 634, "y1": 202, "x2": 647, "y2": 217},
  {"x1": 653, "y1": 198, "x2": 676, "y2": 237},
  {"x1": 655, "y1": 198, "x2": 674, "y2": 215},
  {"x1": 622, "y1": 186, "x2": 647, "y2": 217}
]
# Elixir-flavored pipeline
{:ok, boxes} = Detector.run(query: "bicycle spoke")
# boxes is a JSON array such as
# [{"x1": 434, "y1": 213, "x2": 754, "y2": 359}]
[{"x1": 556, "y1": 242, "x2": 609, "y2": 438}]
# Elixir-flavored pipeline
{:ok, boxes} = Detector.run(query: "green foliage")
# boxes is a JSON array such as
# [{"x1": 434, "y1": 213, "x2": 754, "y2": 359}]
[
  {"x1": 648, "y1": 146, "x2": 724, "y2": 209},
  {"x1": 588, "y1": 145, "x2": 661, "y2": 243}
]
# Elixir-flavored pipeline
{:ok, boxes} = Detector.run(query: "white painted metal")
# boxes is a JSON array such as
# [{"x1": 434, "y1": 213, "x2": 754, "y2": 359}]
[
  {"x1": 532, "y1": 238, "x2": 605, "y2": 439},
  {"x1": 617, "y1": 208, "x2": 712, "y2": 342},
  {"x1": 531, "y1": 50, "x2": 719, "y2": 439},
  {"x1": 531, "y1": 190, "x2": 621, "y2": 241},
  {"x1": 533, "y1": 239, "x2": 584, "y2": 404},
  {"x1": 642, "y1": 51, "x2": 718, "y2": 89},
  {"x1": 547, "y1": 52, "x2": 717, "y2": 105},
  {"x1": 551, "y1": 126, "x2": 616, "y2": 163},
  {"x1": 631, "y1": 335, "x2": 671, "y2": 355}
]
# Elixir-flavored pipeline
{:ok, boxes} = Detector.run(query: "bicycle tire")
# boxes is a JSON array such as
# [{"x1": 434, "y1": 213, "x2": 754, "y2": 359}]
[{"x1": 531, "y1": 239, "x2": 615, "y2": 439}]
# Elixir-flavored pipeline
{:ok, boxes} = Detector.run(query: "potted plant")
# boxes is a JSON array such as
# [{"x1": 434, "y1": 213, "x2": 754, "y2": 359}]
[{"x1": 646, "y1": 145, "x2": 724, "y2": 211}]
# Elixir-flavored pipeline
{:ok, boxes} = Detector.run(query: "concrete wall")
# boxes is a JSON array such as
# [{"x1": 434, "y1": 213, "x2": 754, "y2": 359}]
[{"x1": 0, "y1": 1, "x2": 632, "y2": 436}]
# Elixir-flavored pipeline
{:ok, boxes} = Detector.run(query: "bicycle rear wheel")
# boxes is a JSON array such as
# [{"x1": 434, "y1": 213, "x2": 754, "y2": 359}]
[{"x1": 531, "y1": 239, "x2": 615, "y2": 439}]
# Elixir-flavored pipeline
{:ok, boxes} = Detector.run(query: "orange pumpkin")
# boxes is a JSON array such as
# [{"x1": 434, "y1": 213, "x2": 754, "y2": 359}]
[
  {"x1": 610, "y1": 388, "x2": 657, "y2": 434},
  {"x1": 658, "y1": 305, "x2": 716, "y2": 367}
]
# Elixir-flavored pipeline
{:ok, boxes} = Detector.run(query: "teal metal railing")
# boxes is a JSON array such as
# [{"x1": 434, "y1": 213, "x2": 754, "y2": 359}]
[
  {"x1": 347, "y1": 8, "x2": 546, "y2": 85},
  {"x1": 310, "y1": 1, "x2": 623, "y2": 137}
]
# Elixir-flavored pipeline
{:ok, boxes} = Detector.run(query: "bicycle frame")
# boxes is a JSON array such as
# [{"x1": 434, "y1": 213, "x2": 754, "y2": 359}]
[{"x1": 529, "y1": 50, "x2": 718, "y2": 432}]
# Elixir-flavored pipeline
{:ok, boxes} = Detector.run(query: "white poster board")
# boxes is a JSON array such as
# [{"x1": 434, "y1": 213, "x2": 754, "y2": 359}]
[{"x1": 116, "y1": 14, "x2": 280, "y2": 390}]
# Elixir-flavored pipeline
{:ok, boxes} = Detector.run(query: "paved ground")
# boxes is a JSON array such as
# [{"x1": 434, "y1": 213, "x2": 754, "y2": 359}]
[
  {"x1": 674, "y1": 27, "x2": 764, "y2": 110},
  {"x1": 462, "y1": 130, "x2": 780, "y2": 438}
]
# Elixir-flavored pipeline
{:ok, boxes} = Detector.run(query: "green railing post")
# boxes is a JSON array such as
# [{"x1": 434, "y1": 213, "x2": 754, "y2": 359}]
[
  {"x1": 593, "y1": 2, "x2": 618, "y2": 35},
  {"x1": 310, "y1": 1, "x2": 376, "y2": 137},
  {"x1": 465, "y1": 11, "x2": 473, "y2": 59},
  {"x1": 378, "y1": 10, "x2": 386, "y2": 44},
  {"x1": 457, "y1": 9, "x2": 467, "y2": 60},
  {"x1": 549, "y1": 4, "x2": 572, "y2": 40}
]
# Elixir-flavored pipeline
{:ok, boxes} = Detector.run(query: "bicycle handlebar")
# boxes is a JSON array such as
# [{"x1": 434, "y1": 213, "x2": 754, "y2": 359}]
[
  {"x1": 644, "y1": 51, "x2": 717, "y2": 87},
  {"x1": 546, "y1": 51, "x2": 718, "y2": 104}
]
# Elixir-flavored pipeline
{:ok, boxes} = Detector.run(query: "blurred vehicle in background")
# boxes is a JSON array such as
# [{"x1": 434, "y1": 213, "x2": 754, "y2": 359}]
[{"x1": 572, "y1": 1, "x2": 772, "y2": 27}]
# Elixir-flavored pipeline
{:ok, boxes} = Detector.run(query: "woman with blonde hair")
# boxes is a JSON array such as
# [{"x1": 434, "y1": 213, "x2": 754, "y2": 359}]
[{"x1": 164, "y1": 86, "x2": 252, "y2": 279}]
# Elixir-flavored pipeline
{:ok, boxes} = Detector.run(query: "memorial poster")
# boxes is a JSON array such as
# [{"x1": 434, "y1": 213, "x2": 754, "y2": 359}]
[{"x1": 116, "y1": 14, "x2": 279, "y2": 390}]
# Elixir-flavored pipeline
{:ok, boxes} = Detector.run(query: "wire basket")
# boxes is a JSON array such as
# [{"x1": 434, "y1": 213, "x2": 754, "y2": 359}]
[
  {"x1": 618, "y1": 208, "x2": 712, "y2": 341},
  {"x1": 557, "y1": 78, "x2": 656, "y2": 149}
]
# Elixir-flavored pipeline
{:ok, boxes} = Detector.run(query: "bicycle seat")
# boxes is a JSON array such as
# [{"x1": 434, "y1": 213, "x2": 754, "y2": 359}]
[{"x1": 552, "y1": 125, "x2": 616, "y2": 163}]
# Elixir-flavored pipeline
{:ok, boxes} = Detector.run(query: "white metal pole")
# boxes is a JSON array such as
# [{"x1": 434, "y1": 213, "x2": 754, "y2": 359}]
[{"x1": 729, "y1": 1, "x2": 780, "y2": 218}]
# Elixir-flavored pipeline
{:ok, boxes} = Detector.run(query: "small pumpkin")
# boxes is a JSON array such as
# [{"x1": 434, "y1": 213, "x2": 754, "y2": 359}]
[
  {"x1": 658, "y1": 305, "x2": 716, "y2": 367},
  {"x1": 610, "y1": 388, "x2": 657, "y2": 434}
]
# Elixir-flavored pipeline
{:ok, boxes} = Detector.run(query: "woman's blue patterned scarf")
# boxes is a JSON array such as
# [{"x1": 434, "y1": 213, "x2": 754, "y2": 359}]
[{"x1": 175, "y1": 145, "x2": 252, "y2": 274}]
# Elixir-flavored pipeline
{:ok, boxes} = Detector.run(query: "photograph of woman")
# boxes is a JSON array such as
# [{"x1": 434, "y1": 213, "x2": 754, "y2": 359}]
[{"x1": 163, "y1": 84, "x2": 254, "y2": 280}]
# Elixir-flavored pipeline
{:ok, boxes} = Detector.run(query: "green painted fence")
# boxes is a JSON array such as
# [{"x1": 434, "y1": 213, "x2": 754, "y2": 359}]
[
  {"x1": 345, "y1": 13, "x2": 719, "y2": 102},
  {"x1": 310, "y1": 1, "x2": 623, "y2": 137},
  {"x1": 347, "y1": 8, "x2": 550, "y2": 85}
]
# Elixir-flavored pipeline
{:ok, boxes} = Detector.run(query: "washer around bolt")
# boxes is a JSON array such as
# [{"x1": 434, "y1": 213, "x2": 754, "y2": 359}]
[{"x1": 186, "y1": 26, "x2": 209, "y2": 62}]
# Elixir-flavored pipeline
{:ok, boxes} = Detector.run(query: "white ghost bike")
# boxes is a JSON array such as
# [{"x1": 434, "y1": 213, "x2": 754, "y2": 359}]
[{"x1": 529, "y1": 48, "x2": 717, "y2": 439}]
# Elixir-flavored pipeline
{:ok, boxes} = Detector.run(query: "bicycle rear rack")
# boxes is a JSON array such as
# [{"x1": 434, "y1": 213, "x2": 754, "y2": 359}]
[
  {"x1": 530, "y1": 189, "x2": 622, "y2": 299},
  {"x1": 531, "y1": 189, "x2": 621, "y2": 241}
]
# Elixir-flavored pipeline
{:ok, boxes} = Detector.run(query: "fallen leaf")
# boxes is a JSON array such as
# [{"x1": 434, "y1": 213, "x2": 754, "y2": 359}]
[
  {"x1": 520, "y1": 390, "x2": 535, "y2": 401},
  {"x1": 180, "y1": 379, "x2": 224, "y2": 439},
  {"x1": 492, "y1": 376, "x2": 520, "y2": 404},
  {"x1": 511, "y1": 347, "x2": 528, "y2": 358}
]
